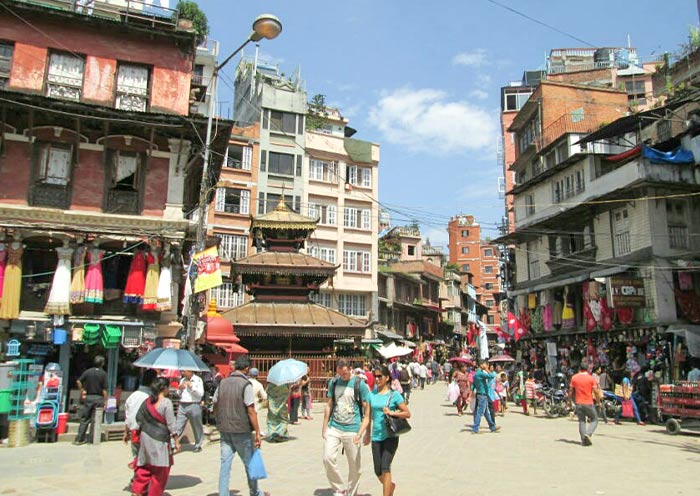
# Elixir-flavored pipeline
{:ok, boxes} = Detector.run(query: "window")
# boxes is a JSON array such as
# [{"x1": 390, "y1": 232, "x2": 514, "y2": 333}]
[
  {"x1": 552, "y1": 169, "x2": 585, "y2": 203},
  {"x1": 525, "y1": 195, "x2": 535, "y2": 216},
  {"x1": 570, "y1": 108, "x2": 584, "y2": 123},
  {"x1": 407, "y1": 245, "x2": 415, "y2": 256},
  {"x1": 338, "y1": 294, "x2": 367, "y2": 316},
  {"x1": 484, "y1": 282, "x2": 493, "y2": 290},
  {"x1": 462, "y1": 264, "x2": 470, "y2": 272},
  {"x1": 210, "y1": 283, "x2": 245, "y2": 309},
  {"x1": 309, "y1": 159, "x2": 337, "y2": 182},
  {"x1": 192, "y1": 64, "x2": 205, "y2": 85},
  {"x1": 268, "y1": 110, "x2": 297, "y2": 134},
  {"x1": 555, "y1": 141, "x2": 569, "y2": 163},
  {"x1": 484, "y1": 248, "x2": 493, "y2": 257},
  {"x1": 344, "y1": 207, "x2": 371, "y2": 230},
  {"x1": 487, "y1": 315, "x2": 495, "y2": 325},
  {"x1": 311, "y1": 292, "x2": 333, "y2": 308},
  {"x1": 361, "y1": 168, "x2": 372, "y2": 188},
  {"x1": 115, "y1": 63, "x2": 149, "y2": 112},
  {"x1": 517, "y1": 117, "x2": 540, "y2": 153},
  {"x1": 347, "y1": 165, "x2": 372, "y2": 188},
  {"x1": 308, "y1": 245, "x2": 337, "y2": 264},
  {"x1": 226, "y1": 145, "x2": 252, "y2": 170},
  {"x1": 461, "y1": 229, "x2": 469, "y2": 237},
  {"x1": 484, "y1": 266, "x2": 494, "y2": 274},
  {"x1": 0, "y1": 42, "x2": 13, "y2": 88},
  {"x1": 308, "y1": 203, "x2": 337, "y2": 225},
  {"x1": 461, "y1": 247, "x2": 470, "y2": 254},
  {"x1": 215, "y1": 188, "x2": 250, "y2": 214},
  {"x1": 612, "y1": 208, "x2": 631, "y2": 256},
  {"x1": 111, "y1": 150, "x2": 142, "y2": 191},
  {"x1": 37, "y1": 143, "x2": 72, "y2": 185},
  {"x1": 218, "y1": 234, "x2": 248, "y2": 260},
  {"x1": 625, "y1": 80, "x2": 646, "y2": 104},
  {"x1": 267, "y1": 152, "x2": 295, "y2": 175},
  {"x1": 264, "y1": 193, "x2": 300, "y2": 213},
  {"x1": 527, "y1": 241, "x2": 540, "y2": 280},
  {"x1": 486, "y1": 300, "x2": 495, "y2": 308},
  {"x1": 667, "y1": 200, "x2": 689, "y2": 249},
  {"x1": 46, "y1": 52, "x2": 84, "y2": 101},
  {"x1": 343, "y1": 250, "x2": 371, "y2": 273}
]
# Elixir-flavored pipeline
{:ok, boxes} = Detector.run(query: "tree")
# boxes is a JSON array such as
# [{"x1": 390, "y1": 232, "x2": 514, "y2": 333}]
[
  {"x1": 306, "y1": 94, "x2": 329, "y2": 130},
  {"x1": 176, "y1": 1, "x2": 209, "y2": 46}
]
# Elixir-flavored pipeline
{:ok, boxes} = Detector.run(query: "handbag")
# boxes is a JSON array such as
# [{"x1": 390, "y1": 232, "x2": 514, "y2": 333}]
[
  {"x1": 384, "y1": 392, "x2": 411, "y2": 436},
  {"x1": 248, "y1": 448, "x2": 268, "y2": 480},
  {"x1": 621, "y1": 399, "x2": 634, "y2": 418}
]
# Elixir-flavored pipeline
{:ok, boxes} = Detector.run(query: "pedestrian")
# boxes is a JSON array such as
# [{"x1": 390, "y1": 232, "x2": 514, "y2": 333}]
[
  {"x1": 214, "y1": 355, "x2": 269, "y2": 496},
  {"x1": 591, "y1": 367, "x2": 607, "y2": 424},
  {"x1": 454, "y1": 362, "x2": 470, "y2": 416},
  {"x1": 175, "y1": 369, "x2": 204, "y2": 453},
  {"x1": 322, "y1": 359, "x2": 371, "y2": 496},
  {"x1": 568, "y1": 360, "x2": 599, "y2": 446},
  {"x1": 687, "y1": 361, "x2": 700, "y2": 382},
  {"x1": 130, "y1": 377, "x2": 180, "y2": 496},
  {"x1": 247, "y1": 368, "x2": 268, "y2": 414},
  {"x1": 398, "y1": 363, "x2": 411, "y2": 404},
  {"x1": 613, "y1": 372, "x2": 645, "y2": 425},
  {"x1": 442, "y1": 360, "x2": 452, "y2": 383},
  {"x1": 525, "y1": 373, "x2": 538, "y2": 415},
  {"x1": 367, "y1": 365, "x2": 411, "y2": 496},
  {"x1": 300, "y1": 374, "x2": 313, "y2": 420},
  {"x1": 430, "y1": 360, "x2": 440, "y2": 385},
  {"x1": 124, "y1": 369, "x2": 158, "y2": 466},
  {"x1": 471, "y1": 361, "x2": 500, "y2": 434},
  {"x1": 289, "y1": 380, "x2": 302, "y2": 425},
  {"x1": 265, "y1": 382, "x2": 290, "y2": 443},
  {"x1": 74, "y1": 355, "x2": 107, "y2": 445},
  {"x1": 499, "y1": 372, "x2": 509, "y2": 414},
  {"x1": 515, "y1": 368, "x2": 528, "y2": 415},
  {"x1": 418, "y1": 362, "x2": 428, "y2": 390},
  {"x1": 595, "y1": 365, "x2": 612, "y2": 391},
  {"x1": 487, "y1": 364, "x2": 499, "y2": 421}
]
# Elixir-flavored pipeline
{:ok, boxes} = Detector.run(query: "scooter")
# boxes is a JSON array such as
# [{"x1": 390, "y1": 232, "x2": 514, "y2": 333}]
[{"x1": 602, "y1": 390, "x2": 622, "y2": 419}]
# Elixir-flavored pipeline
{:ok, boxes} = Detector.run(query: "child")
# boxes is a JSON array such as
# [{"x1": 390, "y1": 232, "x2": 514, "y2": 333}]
[
  {"x1": 495, "y1": 375, "x2": 505, "y2": 416},
  {"x1": 525, "y1": 372, "x2": 537, "y2": 415}
]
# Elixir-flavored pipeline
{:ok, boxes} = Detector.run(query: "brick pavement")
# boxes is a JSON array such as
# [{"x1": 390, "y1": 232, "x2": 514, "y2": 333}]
[{"x1": 1, "y1": 383, "x2": 700, "y2": 495}]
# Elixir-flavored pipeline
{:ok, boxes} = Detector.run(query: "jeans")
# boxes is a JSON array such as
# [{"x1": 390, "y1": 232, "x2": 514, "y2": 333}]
[
  {"x1": 219, "y1": 432, "x2": 263, "y2": 496},
  {"x1": 472, "y1": 394, "x2": 497, "y2": 432},
  {"x1": 575, "y1": 404, "x2": 598, "y2": 442},
  {"x1": 76, "y1": 395, "x2": 103, "y2": 442},
  {"x1": 175, "y1": 403, "x2": 203, "y2": 449},
  {"x1": 614, "y1": 395, "x2": 642, "y2": 423}
]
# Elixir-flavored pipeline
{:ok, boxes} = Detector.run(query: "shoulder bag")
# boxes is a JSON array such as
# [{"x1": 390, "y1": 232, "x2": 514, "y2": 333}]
[{"x1": 384, "y1": 391, "x2": 411, "y2": 436}]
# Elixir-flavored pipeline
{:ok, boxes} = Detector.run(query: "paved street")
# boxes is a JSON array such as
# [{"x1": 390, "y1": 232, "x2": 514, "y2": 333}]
[{"x1": 1, "y1": 383, "x2": 700, "y2": 496}]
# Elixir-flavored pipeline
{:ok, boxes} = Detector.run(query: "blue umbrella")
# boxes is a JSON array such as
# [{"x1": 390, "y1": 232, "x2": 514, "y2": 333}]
[
  {"x1": 266, "y1": 358, "x2": 308, "y2": 386},
  {"x1": 133, "y1": 348, "x2": 210, "y2": 372}
]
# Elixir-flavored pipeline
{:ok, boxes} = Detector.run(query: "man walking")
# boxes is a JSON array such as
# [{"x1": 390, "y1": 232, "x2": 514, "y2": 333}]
[
  {"x1": 418, "y1": 362, "x2": 428, "y2": 390},
  {"x1": 214, "y1": 355, "x2": 269, "y2": 496},
  {"x1": 176, "y1": 369, "x2": 204, "y2": 452},
  {"x1": 472, "y1": 361, "x2": 500, "y2": 434},
  {"x1": 568, "y1": 360, "x2": 599, "y2": 446},
  {"x1": 322, "y1": 359, "x2": 370, "y2": 496},
  {"x1": 74, "y1": 355, "x2": 107, "y2": 445}
]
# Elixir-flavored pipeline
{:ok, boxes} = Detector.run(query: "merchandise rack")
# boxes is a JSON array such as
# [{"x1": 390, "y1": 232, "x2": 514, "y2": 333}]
[{"x1": 658, "y1": 381, "x2": 700, "y2": 434}]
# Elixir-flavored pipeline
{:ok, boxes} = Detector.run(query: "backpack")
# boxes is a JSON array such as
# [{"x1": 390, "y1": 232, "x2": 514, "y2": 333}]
[
  {"x1": 329, "y1": 376, "x2": 363, "y2": 419},
  {"x1": 399, "y1": 367, "x2": 410, "y2": 383}
]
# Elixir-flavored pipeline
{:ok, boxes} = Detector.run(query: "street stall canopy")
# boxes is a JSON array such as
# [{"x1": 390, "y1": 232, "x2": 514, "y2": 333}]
[{"x1": 377, "y1": 342, "x2": 413, "y2": 359}]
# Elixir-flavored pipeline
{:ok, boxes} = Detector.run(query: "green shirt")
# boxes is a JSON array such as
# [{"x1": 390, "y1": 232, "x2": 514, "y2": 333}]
[{"x1": 326, "y1": 377, "x2": 370, "y2": 433}]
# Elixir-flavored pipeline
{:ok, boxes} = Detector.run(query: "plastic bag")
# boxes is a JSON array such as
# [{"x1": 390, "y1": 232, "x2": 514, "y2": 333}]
[
  {"x1": 248, "y1": 448, "x2": 267, "y2": 480},
  {"x1": 447, "y1": 382, "x2": 459, "y2": 403}
]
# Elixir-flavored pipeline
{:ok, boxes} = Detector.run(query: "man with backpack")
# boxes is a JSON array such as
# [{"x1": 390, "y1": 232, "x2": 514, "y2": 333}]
[
  {"x1": 322, "y1": 359, "x2": 371, "y2": 496},
  {"x1": 398, "y1": 363, "x2": 412, "y2": 404}
]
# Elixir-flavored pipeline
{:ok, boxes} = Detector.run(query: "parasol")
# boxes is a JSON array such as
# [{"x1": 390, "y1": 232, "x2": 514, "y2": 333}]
[
  {"x1": 133, "y1": 348, "x2": 211, "y2": 372},
  {"x1": 266, "y1": 358, "x2": 308, "y2": 386},
  {"x1": 488, "y1": 353, "x2": 515, "y2": 363},
  {"x1": 448, "y1": 356, "x2": 474, "y2": 365}
]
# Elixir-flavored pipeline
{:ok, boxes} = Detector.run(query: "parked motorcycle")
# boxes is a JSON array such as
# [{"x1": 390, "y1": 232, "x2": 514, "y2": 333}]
[
  {"x1": 542, "y1": 375, "x2": 571, "y2": 418},
  {"x1": 601, "y1": 390, "x2": 622, "y2": 419}
]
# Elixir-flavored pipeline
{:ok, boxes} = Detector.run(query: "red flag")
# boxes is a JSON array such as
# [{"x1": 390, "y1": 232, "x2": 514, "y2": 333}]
[
  {"x1": 508, "y1": 312, "x2": 528, "y2": 342},
  {"x1": 494, "y1": 326, "x2": 512, "y2": 342}
]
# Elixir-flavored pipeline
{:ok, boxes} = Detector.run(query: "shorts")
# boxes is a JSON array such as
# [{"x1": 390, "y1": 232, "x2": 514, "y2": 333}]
[{"x1": 371, "y1": 436, "x2": 399, "y2": 477}]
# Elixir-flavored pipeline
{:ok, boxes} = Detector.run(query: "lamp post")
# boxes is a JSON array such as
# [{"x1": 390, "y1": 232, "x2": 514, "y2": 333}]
[{"x1": 188, "y1": 14, "x2": 282, "y2": 351}]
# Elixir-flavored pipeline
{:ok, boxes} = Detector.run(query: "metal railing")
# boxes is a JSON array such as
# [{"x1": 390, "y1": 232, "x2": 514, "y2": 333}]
[
  {"x1": 614, "y1": 231, "x2": 632, "y2": 256},
  {"x1": 668, "y1": 224, "x2": 689, "y2": 249}
]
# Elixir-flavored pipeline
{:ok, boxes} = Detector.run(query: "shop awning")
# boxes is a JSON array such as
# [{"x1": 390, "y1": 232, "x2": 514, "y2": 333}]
[
  {"x1": 666, "y1": 325, "x2": 700, "y2": 358},
  {"x1": 376, "y1": 329, "x2": 404, "y2": 340},
  {"x1": 508, "y1": 272, "x2": 590, "y2": 297}
]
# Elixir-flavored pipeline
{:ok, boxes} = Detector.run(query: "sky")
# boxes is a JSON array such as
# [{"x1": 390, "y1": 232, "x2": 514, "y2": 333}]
[{"x1": 196, "y1": 0, "x2": 698, "y2": 249}]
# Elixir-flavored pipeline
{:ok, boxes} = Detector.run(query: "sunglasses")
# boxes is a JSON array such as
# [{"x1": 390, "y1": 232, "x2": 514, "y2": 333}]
[{"x1": 374, "y1": 374, "x2": 384, "y2": 378}]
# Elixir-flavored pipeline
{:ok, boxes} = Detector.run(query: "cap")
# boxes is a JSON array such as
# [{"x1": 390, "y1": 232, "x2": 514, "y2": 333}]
[{"x1": 249, "y1": 367, "x2": 259, "y2": 377}]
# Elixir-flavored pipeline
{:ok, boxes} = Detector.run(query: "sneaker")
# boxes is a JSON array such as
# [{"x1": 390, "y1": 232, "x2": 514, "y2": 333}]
[
  {"x1": 583, "y1": 435, "x2": 592, "y2": 446},
  {"x1": 491, "y1": 426, "x2": 502, "y2": 433},
  {"x1": 193, "y1": 447, "x2": 202, "y2": 453},
  {"x1": 72, "y1": 440, "x2": 86, "y2": 446}
]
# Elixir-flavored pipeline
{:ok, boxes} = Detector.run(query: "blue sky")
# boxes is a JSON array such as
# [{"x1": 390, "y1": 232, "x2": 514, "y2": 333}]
[{"x1": 196, "y1": 0, "x2": 698, "y2": 248}]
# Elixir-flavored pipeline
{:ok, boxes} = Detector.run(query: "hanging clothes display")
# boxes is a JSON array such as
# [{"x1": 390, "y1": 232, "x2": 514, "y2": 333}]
[
  {"x1": 0, "y1": 245, "x2": 6, "y2": 304},
  {"x1": 542, "y1": 304, "x2": 553, "y2": 331},
  {"x1": 527, "y1": 293, "x2": 537, "y2": 309},
  {"x1": 124, "y1": 250, "x2": 147, "y2": 304},
  {"x1": 561, "y1": 287, "x2": 575, "y2": 329},
  {"x1": 552, "y1": 290, "x2": 563, "y2": 327},
  {"x1": 142, "y1": 251, "x2": 160, "y2": 311},
  {"x1": 678, "y1": 271, "x2": 693, "y2": 291},
  {"x1": 70, "y1": 245, "x2": 86, "y2": 304},
  {"x1": 156, "y1": 249, "x2": 172, "y2": 312},
  {"x1": 84, "y1": 248, "x2": 104, "y2": 304},
  {"x1": 0, "y1": 242, "x2": 23, "y2": 320},
  {"x1": 44, "y1": 245, "x2": 73, "y2": 315}
]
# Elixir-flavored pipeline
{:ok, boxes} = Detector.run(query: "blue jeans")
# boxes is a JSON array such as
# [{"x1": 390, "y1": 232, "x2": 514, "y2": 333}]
[
  {"x1": 614, "y1": 395, "x2": 642, "y2": 423},
  {"x1": 219, "y1": 432, "x2": 263, "y2": 496},
  {"x1": 472, "y1": 394, "x2": 497, "y2": 433}
]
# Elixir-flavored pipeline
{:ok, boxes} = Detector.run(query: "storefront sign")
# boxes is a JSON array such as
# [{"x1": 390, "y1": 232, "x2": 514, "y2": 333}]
[
  {"x1": 192, "y1": 246, "x2": 223, "y2": 293},
  {"x1": 608, "y1": 277, "x2": 646, "y2": 307}
]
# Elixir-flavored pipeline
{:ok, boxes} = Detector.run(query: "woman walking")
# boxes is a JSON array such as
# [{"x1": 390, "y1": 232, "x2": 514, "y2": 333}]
[
  {"x1": 368, "y1": 365, "x2": 411, "y2": 496},
  {"x1": 454, "y1": 362, "x2": 470, "y2": 416},
  {"x1": 266, "y1": 383, "x2": 290, "y2": 442},
  {"x1": 300, "y1": 375, "x2": 312, "y2": 419},
  {"x1": 131, "y1": 377, "x2": 180, "y2": 496}
]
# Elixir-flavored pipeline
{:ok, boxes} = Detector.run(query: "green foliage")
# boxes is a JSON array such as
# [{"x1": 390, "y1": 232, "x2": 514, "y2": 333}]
[
  {"x1": 445, "y1": 262, "x2": 460, "y2": 272},
  {"x1": 306, "y1": 94, "x2": 329, "y2": 131},
  {"x1": 176, "y1": 1, "x2": 209, "y2": 46}
]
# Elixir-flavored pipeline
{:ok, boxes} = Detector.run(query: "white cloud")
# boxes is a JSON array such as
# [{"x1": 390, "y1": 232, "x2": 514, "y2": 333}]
[
  {"x1": 470, "y1": 89, "x2": 489, "y2": 100},
  {"x1": 423, "y1": 227, "x2": 449, "y2": 251},
  {"x1": 452, "y1": 49, "x2": 489, "y2": 67},
  {"x1": 367, "y1": 87, "x2": 497, "y2": 155}
]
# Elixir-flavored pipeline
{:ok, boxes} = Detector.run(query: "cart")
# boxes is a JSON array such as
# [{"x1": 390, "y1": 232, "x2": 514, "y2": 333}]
[{"x1": 658, "y1": 381, "x2": 700, "y2": 435}]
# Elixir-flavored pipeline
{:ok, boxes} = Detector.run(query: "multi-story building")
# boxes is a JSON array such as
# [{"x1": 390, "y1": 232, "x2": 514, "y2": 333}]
[
  {"x1": 305, "y1": 107, "x2": 379, "y2": 322},
  {"x1": 233, "y1": 56, "x2": 306, "y2": 215},
  {"x1": 208, "y1": 122, "x2": 260, "y2": 311},
  {"x1": 447, "y1": 215, "x2": 501, "y2": 326},
  {"x1": 0, "y1": 0, "x2": 230, "y2": 398}
]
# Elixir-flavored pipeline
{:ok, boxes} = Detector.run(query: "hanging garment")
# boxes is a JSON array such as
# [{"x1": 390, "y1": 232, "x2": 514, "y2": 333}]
[
  {"x1": 678, "y1": 272, "x2": 693, "y2": 291},
  {"x1": 70, "y1": 246, "x2": 86, "y2": 304},
  {"x1": 0, "y1": 244, "x2": 23, "y2": 319},
  {"x1": 156, "y1": 253, "x2": 172, "y2": 312},
  {"x1": 599, "y1": 297, "x2": 613, "y2": 330},
  {"x1": 124, "y1": 250, "x2": 147, "y2": 304},
  {"x1": 527, "y1": 293, "x2": 537, "y2": 309},
  {"x1": 102, "y1": 256, "x2": 122, "y2": 301},
  {"x1": 543, "y1": 304, "x2": 553, "y2": 331},
  {"x1": 44, "y1": 246, "x2": 73, "y2": 315},
  {"x1": 616, "y1": 307, "x2": 634, "y2": 325},
  {"x1": 561, "y1": 288, "x2": 575, "y2": 329},
  {"x1": 142, "y1": 252, "x2": 160, "y2": 311},
  {"x1": 0, "y1": 248, "x2": 6, "y2": 303},
  {"x1": 530, "y1": 306, "x2": 543, "y2": 333},
  {"x1": 84, "y1": 249, "x2": 104, "y2": 304}
]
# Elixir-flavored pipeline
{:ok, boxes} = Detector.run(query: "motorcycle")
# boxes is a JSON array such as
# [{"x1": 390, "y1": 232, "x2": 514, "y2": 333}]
[
  {"x1": 601, "y1": 390, "x2": 622, "y2": 419},
  {"x1": 542, "y1": 374, "x2": 571, "y2": 418}
]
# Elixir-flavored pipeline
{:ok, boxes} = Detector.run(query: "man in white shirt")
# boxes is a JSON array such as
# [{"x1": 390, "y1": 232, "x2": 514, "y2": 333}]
[
  {"x1": 176, "y1": 369, "x2": 205, "y2": 453},
  {"x1": 247, "y1": 368, "x2": 268, "y2": 413},
  {"x1": 418, "y1": 362, "x2": 428, "y2": 389},
  {"x1": 688, "y1": 363, "x2": 700, "y2": 382}
]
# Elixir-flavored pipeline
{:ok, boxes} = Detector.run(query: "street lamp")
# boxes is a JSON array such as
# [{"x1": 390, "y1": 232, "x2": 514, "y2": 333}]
[{"x1": 189, "y1": 14, "x2": 282, "y2": 350}]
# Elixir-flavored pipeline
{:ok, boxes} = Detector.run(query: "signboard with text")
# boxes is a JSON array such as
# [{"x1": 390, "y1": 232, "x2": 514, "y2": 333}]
[{"x1": 608, "y1": 276, "x2": 646, "y2": 307}]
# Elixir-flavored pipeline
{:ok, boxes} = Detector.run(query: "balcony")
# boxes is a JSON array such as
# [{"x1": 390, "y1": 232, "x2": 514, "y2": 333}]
[
  {"x1": 540, "y1": 114, "x2": 598, "y2": 153},
  {"x1": 105, "y1": 189, "x2": 140, "y2": 215},
  {"x1": 668, "y1": 224, "x2": 689, "y2": 249},
  {"x1": 191, "y1": 74, "x2": 211, "y2": 87},
  {"x1": 29, "y1": 183, "x2": 71, "y2": 209},
  {"x1": 614, "y1": 231, "x2": 631, "y2": 257},
  {"x1": 546, "y1": 247, "x2": 597, "y2": 274}
]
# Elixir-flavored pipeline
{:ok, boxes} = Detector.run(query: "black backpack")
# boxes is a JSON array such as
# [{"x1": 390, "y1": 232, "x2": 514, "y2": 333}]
[
  {"x1": 399, "y1": 367, "x2": 410, "y2": 383},
  {"x1": 329, "y1": 376, "x2": 363, "y2": 419}
]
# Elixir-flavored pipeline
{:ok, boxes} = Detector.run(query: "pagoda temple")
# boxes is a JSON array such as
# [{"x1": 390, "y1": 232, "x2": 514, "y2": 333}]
[{"x1": 222, "y1": 197, "x2": 367, "y2": 353}]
